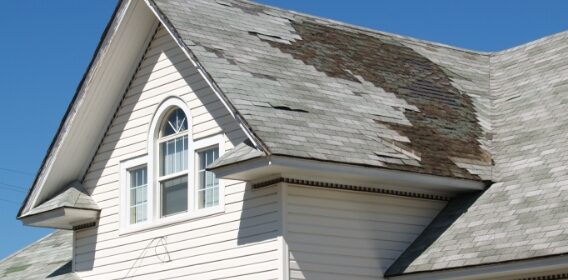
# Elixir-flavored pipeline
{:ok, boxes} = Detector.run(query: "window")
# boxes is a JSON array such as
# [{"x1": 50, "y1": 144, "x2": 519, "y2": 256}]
[
  {"x1": 158, "y1": 108, "x2": 189, "y2": 217},
  {"x1": 120, "y1": 98, "x2": 225, "y2": 232},
  {"x1": 120, "y1": 156, "x2": 150, "y2": 229},
  {"x1": 129, "y1": 166, "x2": 148, "y2": 224},
  {"x1": 197, "y1": 147, "x2": 219, "y2": 209}
]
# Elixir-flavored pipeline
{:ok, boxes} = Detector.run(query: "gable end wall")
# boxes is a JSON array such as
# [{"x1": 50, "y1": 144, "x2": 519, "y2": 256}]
[{"x1": 73, "y1": 26, "x2": 281, "y2": 280}]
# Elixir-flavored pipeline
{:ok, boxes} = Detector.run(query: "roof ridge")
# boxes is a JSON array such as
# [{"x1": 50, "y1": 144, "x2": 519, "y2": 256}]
[
  {"x1": 236, "y1": 0, "x2": 489, "y2": 55},
  {"x1": 241, "y1": 0, "x2": 567, "y2": 55}
]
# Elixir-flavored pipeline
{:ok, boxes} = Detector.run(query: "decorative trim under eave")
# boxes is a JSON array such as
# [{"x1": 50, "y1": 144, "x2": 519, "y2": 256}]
[
  {"x1": 253, "y1": 177, "x2": 450, "y2": 201},
  {"x1": 73, "y1": 221, "x2": 97, "y2": 231},
  {"x1": 515, "y1": 273, "x2": 568, "y2": 280}
]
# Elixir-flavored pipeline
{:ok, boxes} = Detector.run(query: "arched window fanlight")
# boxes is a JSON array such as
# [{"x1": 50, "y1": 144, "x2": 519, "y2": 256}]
[{"x1": 161, "y1": 108, "x2": 187, "y2": 137}]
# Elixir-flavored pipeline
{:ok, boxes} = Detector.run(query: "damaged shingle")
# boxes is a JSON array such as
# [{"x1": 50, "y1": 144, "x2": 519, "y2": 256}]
[
  {"x1": 258, "y1": 20, "x2": 490, "y2": 179},
  {"x1": 271, "y1": 105, "x2": 309, "y2": 113},
  {"x1": 251, "y1": 72, "x2": 277, "y2": 81}
]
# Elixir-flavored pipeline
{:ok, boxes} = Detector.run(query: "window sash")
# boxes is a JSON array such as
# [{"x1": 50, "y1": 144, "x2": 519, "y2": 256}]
[
  {"x1": 160, "y1": 175, "x2": 188, "y2": 217},
  {"x1": 128, "y1": 166, "x2": 148, "y2": 224},
  {"x1": 159, "y1": 134, "x2": 188, "y2": 177},
  {"x1": 197, "y1": 147, "x2": 219, "y2": 209}
]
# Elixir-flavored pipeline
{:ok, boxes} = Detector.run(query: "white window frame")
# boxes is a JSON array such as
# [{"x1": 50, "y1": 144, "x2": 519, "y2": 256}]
[
  {"x1": 119, "y1": 155, "x2": 151, "y2": 231},
  {"x1": 193, "y1": 134, "x2": 225, "y2": 215},
  {"x1": 157, "y1": 116, "x2": 190, "y2": 218},
  {"x1": 118, "y1": 97, "x2": 226, "y2": 235}
]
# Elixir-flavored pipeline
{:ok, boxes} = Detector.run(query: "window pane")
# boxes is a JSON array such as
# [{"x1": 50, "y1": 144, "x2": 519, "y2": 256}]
[
  {"x1": 129, "y1": 167, "x2": 147, "y2": 224},
  {"x1": 160, "y1": 135, "x2": 188, "y2": 176},
  {"x1": 161, "y1": 175, "x2": 188, "y2": 216},
  {"x1": 197, "y1": 147, "x2": 219, "y2": 209},
  {"x1": 161, "y1": 108, "x2": 188, "y2": 137}
]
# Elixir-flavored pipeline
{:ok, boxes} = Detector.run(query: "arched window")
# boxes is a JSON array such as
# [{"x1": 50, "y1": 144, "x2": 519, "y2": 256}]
[
  {"x1": 120, "y1": 97, "x2": 225, "y2": 230},
  {"x1": 158, "y1": 108, "x2": 189, "y2": 217}
]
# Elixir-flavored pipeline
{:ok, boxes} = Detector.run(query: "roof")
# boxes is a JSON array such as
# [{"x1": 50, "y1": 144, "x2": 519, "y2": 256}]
[
  {"x1": 208, "y1": 139, "x2": 266, "y2": 169},
  {"x1": 150, "y1": 0, "x2": 493, "y2": 182},
  {"x1": 0, "y1": 231, "x2": 78, "y2": 280},
  {"x1": 387, "y1": 31, "x2": 568, "y2": 276},
  {"x1": 149, "y1": 0, "x2": 568, "y2": 275},
  {"x1": 17, "y1": 0, "x2": 568, "y2": 276}
]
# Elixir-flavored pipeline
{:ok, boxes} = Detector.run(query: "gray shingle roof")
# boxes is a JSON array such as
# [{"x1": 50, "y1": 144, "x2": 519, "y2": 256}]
[
  {"x1": 0, "y1": 231, "x2": 78, "y2": 280},
  {"x1": 25, "y1": 181, "x2": 99, "y2": 217},
  {"x1": 387, "y1": 31, "x2": 568, "y2": 276},
  {"x1": 148, "y1": 0, "x2": 568, "y2": 275},
  {"x1": 151, "y1": 0, "x2": 493, "y2": 181},
  {"x1": 208, "y1": 139, "x2": 265, "y2": 169}
]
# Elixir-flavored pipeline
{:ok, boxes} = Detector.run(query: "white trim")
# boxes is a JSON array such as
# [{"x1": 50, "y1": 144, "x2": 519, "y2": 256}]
[
  {"x1": 212, "y1": 155, "x2": 485, "y2": 194},
  {"x1": 148, "y1": 97, "x2": 194, "y2": 221},
  {"x1": 119, "y1": 155, "x2": 149, "y2": 232},
  {"x1": 193, "y1": 134, "x2": 226, "y2": 212},
  {"x1": 21, "y1": 0, "x2": 159, "y2": 217},
  {"x1": 278, "y1": 183, "x2": 290, "y2": 280},
  {"x1": 386, "y1": 254, "x2": 568, "y2": 280},
  {"x1": 116, "y1": 99, "x2": 228, "y2": 235}
]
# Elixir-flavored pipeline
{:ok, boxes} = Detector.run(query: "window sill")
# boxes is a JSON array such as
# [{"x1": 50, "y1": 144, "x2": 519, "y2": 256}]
[{"x1": 118, "y1": 206, "x2": 224, "y2": 236}]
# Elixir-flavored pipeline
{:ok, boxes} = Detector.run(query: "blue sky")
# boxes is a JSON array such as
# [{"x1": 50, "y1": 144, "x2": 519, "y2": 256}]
[{"x1": 0, "y1": 0, "x2": 567, "y2": 260}]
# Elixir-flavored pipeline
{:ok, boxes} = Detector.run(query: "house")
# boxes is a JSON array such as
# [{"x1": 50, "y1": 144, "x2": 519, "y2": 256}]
[{"x1": 3, "y1": 0, "x2": 568, "y2": 279}]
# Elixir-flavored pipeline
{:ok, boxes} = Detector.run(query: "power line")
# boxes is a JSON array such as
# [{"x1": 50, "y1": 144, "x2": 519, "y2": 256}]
[
  {"x1": 0, "y1": 182, "x2": 27, "y2": 189},
  {"x1": 0, "y1": 167, "x2": 34, "y2": 176},
  {"x1": 0, "y1": 198, "x2": 20, "y2": 205},
  {"x1": 0, "y1": 186, "x2": 26, "y2": 194}
]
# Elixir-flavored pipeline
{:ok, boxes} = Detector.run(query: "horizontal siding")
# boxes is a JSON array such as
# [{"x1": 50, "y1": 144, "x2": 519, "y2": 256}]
[
  {"x1": 75, "y1": 26, "x2": 278, "y2": 280},
  {"x1": 286, "y1": 186, "x2": 446, "y2": 280}
]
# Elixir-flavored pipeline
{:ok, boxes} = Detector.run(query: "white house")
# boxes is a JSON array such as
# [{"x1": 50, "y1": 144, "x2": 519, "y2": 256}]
[{"x1": 3, "y1": 0, "x2": 568, "y2": 279}]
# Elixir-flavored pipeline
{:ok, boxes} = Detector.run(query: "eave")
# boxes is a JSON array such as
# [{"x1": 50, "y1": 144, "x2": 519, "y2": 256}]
[
  {"x1": 18, "y1": 0, "x2": 159, "y2": 217},
  {"x1": 210, "y1": 155, "x2": 486, "y2": 196},
  {"x1": 20, "y1": 207, "x2": 99, "y2": 230}
]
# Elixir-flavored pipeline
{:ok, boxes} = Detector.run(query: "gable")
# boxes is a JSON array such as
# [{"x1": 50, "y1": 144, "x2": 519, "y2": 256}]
[{"x1": 83, "y1": 25, "x2": 246, "y2": 200}]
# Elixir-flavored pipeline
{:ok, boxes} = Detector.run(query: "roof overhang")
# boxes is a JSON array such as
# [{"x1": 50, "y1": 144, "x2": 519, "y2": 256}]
[
  {"x1": 211, "y1": 155, "x2": 486, "y2": 196},
  {"x1": 386, "y1": 254, "x2": 568, "y2": 280},
  {"x1": 19, "y1": 0, "x2": 159, "y2": 217},
  {"x1": 20, "y1": 207, "x2": 99, "y2": 230}
]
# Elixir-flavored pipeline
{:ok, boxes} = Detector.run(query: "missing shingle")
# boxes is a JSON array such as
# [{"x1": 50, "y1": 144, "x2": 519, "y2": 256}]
[
  {"x1": 248, "y1": 31, "x2": 283, "y2": 40},
  {"x1": 215, "y1": 0, "x2": 233, "y2": 7},
  {"x1": 257, "y1": 20, "x2": 490, "y2": 180},
  {"x1": 202, "y1": 46, "x2": 226, "y2": 58},
  {"x1": 353, "y1": 91, "x2": 370, "y2": 97},
  {"x1": 251, "y1": 72, "x2": 277, "y2": 81},
  {"x1": 271, "y1": 105, "x2": 309, "y2": 113},
  {"x1": 505, "y1": 95, "x2": 520, "y2": 101}
]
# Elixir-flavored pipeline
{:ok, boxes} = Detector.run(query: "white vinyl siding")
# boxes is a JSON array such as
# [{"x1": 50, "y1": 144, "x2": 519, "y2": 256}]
[
  {"x1": 285, "y1": 185, "x2": 446, "y2": 280},
  {"x1": 75, "y1": 26, "x2": 278, "y2": 280}
]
